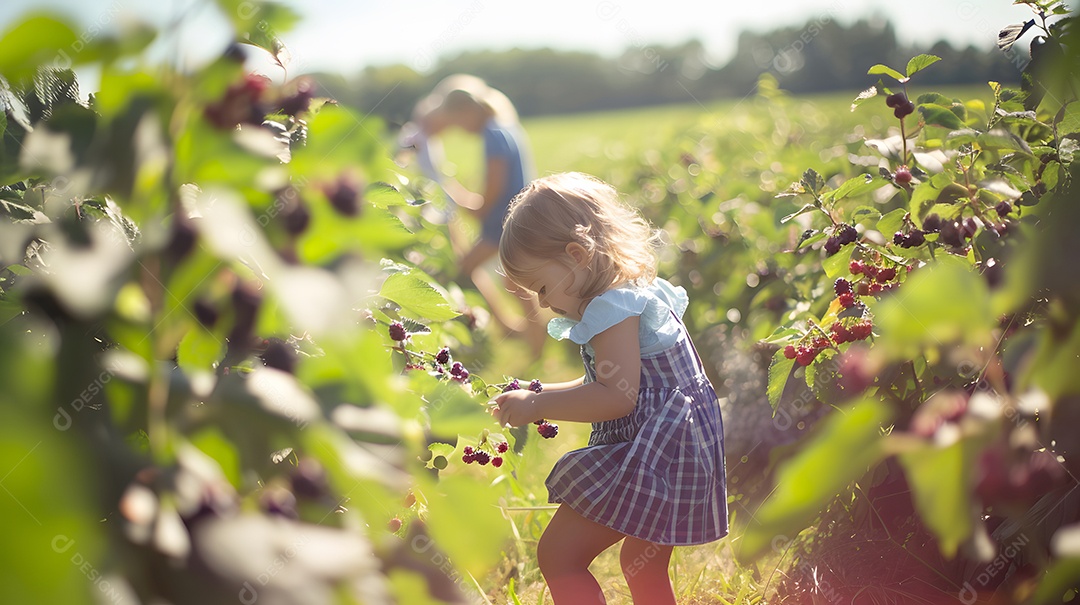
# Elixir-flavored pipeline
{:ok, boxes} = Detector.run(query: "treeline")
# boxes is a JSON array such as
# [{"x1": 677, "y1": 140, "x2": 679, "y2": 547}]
[{"x1": 316, "y1": 17, "x2": 1024, "y2": 125}]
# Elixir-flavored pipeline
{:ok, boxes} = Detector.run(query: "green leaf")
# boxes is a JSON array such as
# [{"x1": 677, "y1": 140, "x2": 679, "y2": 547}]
[
  {"x1": 177, "y1": 327, "x2": 226, "y2": 376},
  {"x1": 867, "y1": 64, "x2": 906, "y2": 82},
  {"x1": 898, "y1": 439, "x2": 975, "y2": 557},
  {"x1": 875, "y1": 256, "x2": 993, "y2": 358},
  {"x1": 379, "y1": 272, "x2": 459, "y2": 322},
  {"x1": 781, "y1": 203, "x2": 817, "y2": 224},
  {"x1": 822, "y1": 244, "x2": 854, "y2": 279},
  {"x1": 876, "y1": 207, "x2": 907, "y2": 238},
  {"x1": 850, "y1": 86, "x2": 878, "y2": 112},
  {"x1": 1027, "y1": 557, "x2": 1080, "y2": 605},
  {"x1": 800, "y1": 168, "x2": 825, "y2": 195},
  {"x1": 832, "y1": 175, "x2": 885, "y2": 201},
  {"x1": 767, "y1": 348, "x2": 796, "y2": 411},
  {"x1": 0, "y1": 14, "x2": 78, "y2": 82},
  {"x1": 919, "y1": 104, "x2": 967, "y2": 130},
  {"x1": 736, "y1": 398, "x2": 891, "y2": 562},
  {"x1": 851, "y1": 205, "x2": 882, "y2": 225},
  {"x1": 905, "y1": 54, "x2": 941, "y2": 77},
  {"x1": 366, "y1": 182, "x2": 410, "y2": 208}
]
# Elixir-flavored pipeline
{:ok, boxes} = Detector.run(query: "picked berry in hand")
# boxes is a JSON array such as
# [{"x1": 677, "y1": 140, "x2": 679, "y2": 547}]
[
  {"x1": 452, "y1": 368, "x2": 470, "y2": 383},
  {"x1": 537, "y1": 422, "x2": 559, "y2": 439},
  {"x1": 502, "y1": 378, "x2": 521, "y2": 392},
  {"x1": 528, "y1": 379, "x2": 543, "y2": 393},
  {"x1": 388, "y1": 321, "x2": 408, "y2": 342}
]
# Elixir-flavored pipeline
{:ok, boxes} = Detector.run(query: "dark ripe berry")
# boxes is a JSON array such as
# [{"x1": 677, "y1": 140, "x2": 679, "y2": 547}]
[
  {"x1": 166, "y1": 217, "x2": 198, "y2": 264},
  {"x1": 279, "y1": 77, "x2": 315, "y2": 116},
  {"x1": 453, "y1": 369, "x2": 470, "y2": 383},
  {"x1": 834, "y1": 278, "x2": 852, "y2": 295},
  {"x1": 537, "y1": 422, "x2": 559, "y2": 439},
  {"x1": 992, "y1": 222, "x2": 1009, "y2": 237},
  {"x1": 205, "y1": 73, "x2": 271, "y2": 129},
  {"x1": 907, "y1": 229, "x2": 925, "y2": 246},
  {"x1": 983, "y1": 257, "x2": 1004, "y2": 288},
  {"x1": 876, "y1": 267, "x2": 897, "y2": 282},
  {"x1": 783, "y1": 345, "x2": 797, "y2": 359},
  {"x1": 496, "y1": 441, "x2": 509, "y2": 454},
  {"x1": 960, "y1": 217, "x2": 979, "y2": 240},
  {"x1": 894, "y1": 101, "x2": 915, "y2": 119},
  {"x1": 502, "y1": 378, "x2": 521, "y2": 392},
  {"x1": 230, "y1": 280, "x2": 262, "y2": 343},
  {"x1": 836, "y1": 224, "x2": 857, "y2": 245},
  {"x1": 474, "y1": 451, "x2": 491, "y2": 465},
  {"x1": 885, "y1": 92, "x2": 907, "y2": 108},
  {"x1": 450, "y1": 362, "x2": 464, "y2": 377},
  {"x1": 435, "y1": 347, "x2": 451, "y2": 365},
  {"x1": 462, "y1": 446, "x2": 474, "y2": 456},
  {"x1": 388, "y1": 321, "x2": 408, "y2": 342},
  {"x1": 823, "y1": 236, "x2": 841, "y2": 256},
  {"x1": 193, "y1": 298, "x2": 219, "y2": 329},
  {"x1": 261, "y1": 338, "x2": 297, "y2": 374},
  {"x1": 222, "y1": 42, "x2": 247, "y2": 63},
  {"x1": 849, "y1": 260, "x2": 865, "y2": 275},
  {"x1": 894, "y1": 167, "x2": 913, "y2": 185},
  {"x1": 325, "y1": 174, "x2": 362, "y2": 217},
  {"x1": 462, "y1": 452, "x2": 475, "y2": 464},
  {"x1": 838, "y1": 292, "x2": 856, "y2": 308},
  {"x1": 893, "y1": 231, "x2": 906, "y2": 246},
  {"x1": 388, "y1": 517, "x2": 402, "y2": 532},
  {"x1": 491, "y1": 456, "x2": 504, "y2": 468},
  {"x1": 922, "y1": 213, "x2": 941, "y2": 233},
  {"x1": 291, "y1": 458, "x2": 328, "y2": 500},
  {"x1": 995, "y1": 200, "x2": 1012, "y2": 217},
  {"x1": 528, "y1": 379, "x2": 543, "y2": 393},
  {"x1": 939, "y1": 220, "x2": 963, "y2": 247},
  {"x1": 276, "y1": 187, "x2": 311, "y2": 236}
]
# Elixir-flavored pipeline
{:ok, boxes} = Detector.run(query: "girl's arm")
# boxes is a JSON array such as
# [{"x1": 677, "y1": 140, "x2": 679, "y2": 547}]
[
  {"x1": 492, "y1": 317, "x2": 640, "y2": 425},
  {"x1": 542, "y1": 376, "x2": 585, "y2": 392},
  {"x1": 442, "y1": 156, "x2": 508, "y2": 216}
]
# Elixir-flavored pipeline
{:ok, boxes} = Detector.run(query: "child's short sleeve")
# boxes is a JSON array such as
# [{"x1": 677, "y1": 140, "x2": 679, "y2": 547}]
[
  {"x1": 482, "y1": 123, "x2": 513, "y2": 160},
  {"x1": 546, "y1": 278, "x2": 689, "y2": 354}
]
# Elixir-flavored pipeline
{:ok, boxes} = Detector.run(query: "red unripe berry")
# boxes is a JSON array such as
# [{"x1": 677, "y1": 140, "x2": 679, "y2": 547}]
[
  {"x1": 894, "y1": 167, "x2": 913, "y2": 184},
  {"x1": 849, "y1": 260, "x2": 865, "y2": 275},
  {"x1": 462, "y1": 446, "x2": 474, "y2": 455},
  {"x1": 838, "y1": 292, "x2": 856, "y2": 308},
  {"x1": 388, "y1": 517, "x2": 402, "y2": 532},
  {"x1": 491, "y1": 456, "x2": 503, "y2": 468},
  {"x1": 795, "y1": 349, "x2": 817, "y2": 366},
  {"x1": 496, "y1": 441, "x2": 509, "y2": 454},
  {"x1": 783, "y1": 345, "x2": 797, "y2": 359},
  {"x1": 876, "y1": 267, "x2": 897, "y2": 282}
]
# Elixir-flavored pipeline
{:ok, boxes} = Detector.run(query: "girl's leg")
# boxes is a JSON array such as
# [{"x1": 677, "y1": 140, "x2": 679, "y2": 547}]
[
  {"x1": 619, "y1": 538, "x2": 675, "y2": 605},
  {"x1": 537, "y1": 506, "x2": 624, "y2": 605}
]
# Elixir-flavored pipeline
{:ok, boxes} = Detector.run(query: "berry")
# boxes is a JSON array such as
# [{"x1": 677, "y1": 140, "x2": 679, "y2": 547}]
[
  {"x1": 939, "y1": 220, "x2": 963, "y2": 247},
  {"x1": 491, "y1": 456, "x2": 504, "y2": 468},
  {"x1": 537, "y1": 422, "x2": 559, "y2": 439},
  {"x1": 388, "y1": 517, "x2": 402, "y2": 532},
  {"x1": 388, "y1": 321, "x2": 408, "y2": 342},
  {"x1": 834, "y1": 278, "x2": 852, "y2": 295},
  {"x1": 831, "y1": 323, "x2": 852, "y2": 344},
  {"x1": 435, "y1": 347, "x2": 451, "y2": 365},
  {"x1": 906, "y1": 229, "x2": 925, "y2": 247},
  {"x1": 849, "y1": 260, "x2": 865, "y2": 275},
  {"x1": 453, "y1": 369, "x2": 470, "y2": 383},
  {"x1": 783, "y1": 345, "x2": 797, "y2": 359},
  {"x1": 325, "y1": 174, "x2": 361, "y2": 217},
  {"x1": 894, "y1": 167, "x2": 913, "y2": 184},
  {"x1": 474, "y1": 451, "x2": 491, "y2": 465},
  {"x1": 462, "y1": 446, "x2": 474, "y2": 456},
  {"x1": 291, "y1": 459, "x2": 328, "y2": 500},
  {"x1": 496, "y1": 441, "x2": 509, "y2": 454},
  {"x1": 528, "y1": 379, "x2": 543, "y2": 393},
  {"x1": 850, "y1": 320, "x2": 873, "y2": 340},
  {"x1": 261, "y1": 338, "x2": 297, "y2": 374},
  {"x1": 450, "y1": 362, "x2": 464, "y2": 377},
  {"x1": 823, "y1": 236, "x2": 841, "y2": 256},
  {"x1": 995, "y1": 200, "x2": 1012, "y2": 217},
  {"x1": 885, "y1": 92, "x2": 907, "y2": 108},
  {"x1": 961, "y1": 217, "x2": 979, "y2": 240},
  {"x1": 894, "y1": 100, "x2": 915, "y2": 119},
  {"x1": 835, "y1": 224, "x2": 857, "y2": 245},
  {"x1": 462, "y1": 452, "x2": 476, "y2": 464},
  {"x1": 922, "y1": 214, "x2": 941, "y2": 233},
  {"x1": 279, "y1": 77, "x2": 315, "y2": 116},
  {"x1": 403, "y1": 492, "x2": 416, "y2": 508},
  {"x1": 893, "y1": 231, "x2": 906, "y2": 246},
  {"x1": 795, "y1": 348, "x2": 816, "y2": 366},
  {"x1": 838, "y1": 292, "x2": 856, "y2": 308},
  {"x1": 876, "y1": 267, "x2": 897, "y2": 282},
  {"x1": 502, "y1": 378, "x2": 521, "y2": 392},
  {"x1": 868, "y1": 282, "x2": 884, "y2": 295},
  {"x1": 193, "y1": 298, "x2": 219, "y2": 329}
]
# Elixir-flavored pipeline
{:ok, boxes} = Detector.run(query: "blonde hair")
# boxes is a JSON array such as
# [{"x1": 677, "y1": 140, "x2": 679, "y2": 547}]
[
  {"x1": 499, "y1": 172, "x2": 661, "y2": 300},
  {"x1": 413, "y1": 74, "x2": 519, "y2": 125}
]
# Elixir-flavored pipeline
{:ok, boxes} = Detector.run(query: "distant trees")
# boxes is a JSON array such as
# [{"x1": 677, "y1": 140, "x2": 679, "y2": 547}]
[{"x1": 319, "y1": 17, "x2": 1021, "y2": 125}]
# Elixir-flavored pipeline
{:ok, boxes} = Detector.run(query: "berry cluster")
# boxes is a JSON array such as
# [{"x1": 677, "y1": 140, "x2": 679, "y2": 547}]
[
  {"x1": 501, "y1": 378, "x2": 557, "y2": 438},
  {"x1": 937, "y1": 216, "x2": 980, "y2": 247},
  {"x1": 830, "y1": 319, "x2": 873, "y2": 344},
  {"x1": 849, "y1": 259, "x2": 901, "y2": 295},
  {"x1": 885, "y1": 92, "x2": 915, "y2": 119},
  {"x1": 783, "y1": 335, "x2": 832, "y2": 366},
  {"x1": 205, "y1": 73, "x2": 271, "y2": 130},
  {"x1": 823, "y1": 223, "x2": 858, "y2": 256},
  {"x1": 461, "y1": 441, "x2": 509, "y2": 467},
  {"x1": 893, "y1": 228, "x2": 926, "y2": 248}
]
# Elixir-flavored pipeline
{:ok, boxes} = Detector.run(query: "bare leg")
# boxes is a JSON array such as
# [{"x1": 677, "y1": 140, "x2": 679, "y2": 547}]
[
  {"x1": 537, "y1": 506, "x2": 624, "y2": 605},
  {"x1": 619, "y1": 538, "x2": 675, "y2": 605}
]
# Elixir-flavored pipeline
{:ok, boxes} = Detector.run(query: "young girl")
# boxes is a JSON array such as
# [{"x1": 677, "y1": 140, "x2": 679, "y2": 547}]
[{"x1": 492, "y1": 173, "x2": 727, "y2": 604}]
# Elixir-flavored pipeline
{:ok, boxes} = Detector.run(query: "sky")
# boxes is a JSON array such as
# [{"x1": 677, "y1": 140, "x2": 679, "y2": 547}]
[{"x1": 0, "y1": 0, "x2": 1042, "y2": 77}]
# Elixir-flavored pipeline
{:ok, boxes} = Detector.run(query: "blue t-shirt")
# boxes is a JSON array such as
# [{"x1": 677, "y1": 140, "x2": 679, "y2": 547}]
[
  {"x1": 547, "y1": 278, "x2": 689, "y2": 357},
  {"x1": 481, "y1": 118, "x2": 532, "y2": 243}
]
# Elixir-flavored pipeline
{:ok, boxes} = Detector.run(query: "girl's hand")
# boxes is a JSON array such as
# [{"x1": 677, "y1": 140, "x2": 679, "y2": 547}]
[{"x1": 490, "y1": 389, "x2": 541, "y2": 427}]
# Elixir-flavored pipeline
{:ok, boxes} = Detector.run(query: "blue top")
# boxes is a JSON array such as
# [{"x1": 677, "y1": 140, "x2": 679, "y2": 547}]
[
  {"x1": 481, "y1": 118, "x2": 532, "y2": 244},
  {"x1": 547, "y1": 277, "x2": 689, "y2": 357}
]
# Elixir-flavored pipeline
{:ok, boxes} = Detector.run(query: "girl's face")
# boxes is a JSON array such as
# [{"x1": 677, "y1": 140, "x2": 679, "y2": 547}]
[{"x1": 522, "y1": 257, "x2": 589, "y2": 321}]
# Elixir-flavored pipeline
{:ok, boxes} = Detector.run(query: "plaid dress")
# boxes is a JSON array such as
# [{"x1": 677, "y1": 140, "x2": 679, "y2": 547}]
[{"x1": 546, "y1": 315, "x2": 728, "y2": 545}]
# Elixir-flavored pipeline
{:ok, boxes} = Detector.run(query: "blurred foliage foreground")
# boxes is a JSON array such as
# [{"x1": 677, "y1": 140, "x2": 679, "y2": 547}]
[{"x1": 1, "y1": 1, "x2": 1080, "y2": 604}]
